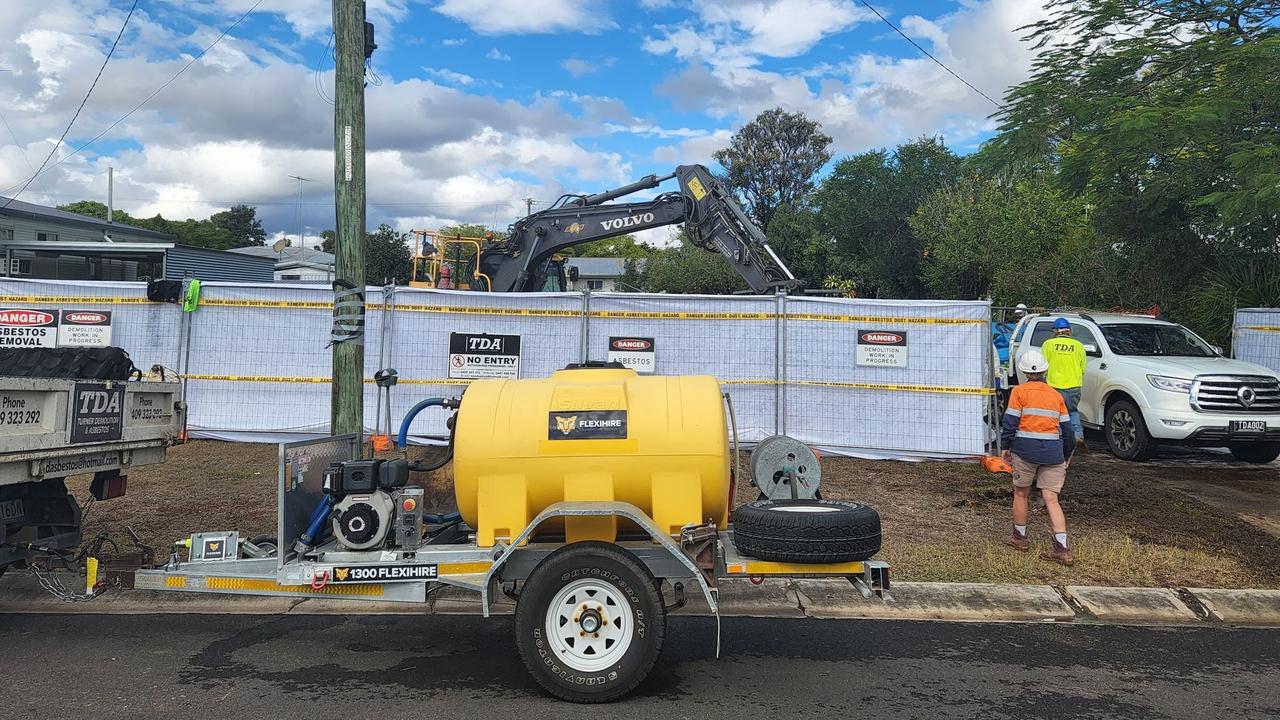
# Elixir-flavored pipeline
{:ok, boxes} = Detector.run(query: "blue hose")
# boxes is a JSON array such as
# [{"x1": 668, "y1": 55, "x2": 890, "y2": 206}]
[{"x1": 398, "y1": 397, "x2": 447, "y2": 449}]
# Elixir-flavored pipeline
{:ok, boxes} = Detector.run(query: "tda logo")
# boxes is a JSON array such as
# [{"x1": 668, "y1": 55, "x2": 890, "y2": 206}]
[
  {"x1": 468, "y1": 336, "x2": 505, "y2": 352},
  {"x1": 78, "y1": 390, "x2": 121, "y2": 415},
  {"x1": 0, "y1": 310, "x2": 54, "y2": 326},
  {"x1": 860, "y1": 332, "x2": 904, "y2": 345},
  {"x1": 600, "y1": 213, "x2": 654, "y2": 232}
]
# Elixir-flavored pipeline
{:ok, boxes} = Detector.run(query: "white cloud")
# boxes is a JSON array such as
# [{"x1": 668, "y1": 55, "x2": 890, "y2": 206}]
[
  {"x1": 645, "y1": 0, "x2": 872, "y2": 62},
  {"x1": 423, "y1": 67, "x2": 476, "y2": 86},
  {"x1": 485, "y1": 47, "x2": 511, "y2": 61},
  {"x1": 434, "y1": 0, "x2": 614, "y2": 35},
  {"x1": 561, "y1": 56, "x2": 616, "y2": 78},
  {"x1": 439, "y1": 37, "x2": 468, "y2": 47}
]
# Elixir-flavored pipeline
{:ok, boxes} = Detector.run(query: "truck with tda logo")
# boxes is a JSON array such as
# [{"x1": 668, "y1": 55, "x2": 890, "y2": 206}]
[{"x1": 0, "y1": 345, "x2": 184, "y2": 577}]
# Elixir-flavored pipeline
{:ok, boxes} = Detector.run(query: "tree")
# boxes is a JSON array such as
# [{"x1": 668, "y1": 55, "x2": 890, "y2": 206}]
[
  {"x1": 764, "y1": 206, "x2": 847, "y2": 291},
  {"x1": 365, "y1": 224, "x2": 412, "y2": 285},
  {"x1": 211, "y1": 205, "x2": 267, "y2": 247},
  {"x1": 319, "y1": 230, "x2": 336, "y2": 253},
  {"x1": 559, "y1": 234, "x2": 654, "y2": 259},
  {"x1": 979, "y1": 0, "x2": 1280, "y2": 314},
  {"x1": 714, "y1": 108, "x2": 833, "y2": 231},
  {"x1": 638, "y1": 230, "x2": 746, "y2": 294},
  {"x1": 813, "y1": 137, "x2": 962, "y2": 298}
]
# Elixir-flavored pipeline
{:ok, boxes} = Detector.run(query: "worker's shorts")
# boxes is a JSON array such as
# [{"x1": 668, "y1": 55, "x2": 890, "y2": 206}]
[{"x1": 1010, "y1": 455, "x2": 1067, "y2": 493}]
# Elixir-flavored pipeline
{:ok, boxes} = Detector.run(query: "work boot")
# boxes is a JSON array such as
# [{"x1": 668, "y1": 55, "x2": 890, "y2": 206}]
[
  {"x1": 1003, "y1": 530, "x2": 1029, "y2": 552},
  {"x1": 1041, "y1": 539, "x2": 1075, "y2": 566},
  {"x1": 1076, "y1": 437, "x2": 1088, "y2": 454}
]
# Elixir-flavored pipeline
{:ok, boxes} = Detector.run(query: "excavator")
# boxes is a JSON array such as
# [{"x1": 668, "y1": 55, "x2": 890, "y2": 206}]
[{"x1": 410, "y1": 164, "x2": 800, "y2": 294}]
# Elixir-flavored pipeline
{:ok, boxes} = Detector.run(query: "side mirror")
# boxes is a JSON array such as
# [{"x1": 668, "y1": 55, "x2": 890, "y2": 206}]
[
  {"x1": 1083, "y1": 343, "x2": 1102, "y2": 358},
  {"x1": 567, "y1": 266, "x2": 580, "y2": 282},
  {"x1": 1211, "y1": 345, "x2": 1224, "y2": 356}
]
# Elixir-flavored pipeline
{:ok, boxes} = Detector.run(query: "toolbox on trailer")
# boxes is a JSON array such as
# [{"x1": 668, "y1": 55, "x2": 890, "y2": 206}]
[{"x1": 127, "y1": 368, "x2": 888, "y2": 703}]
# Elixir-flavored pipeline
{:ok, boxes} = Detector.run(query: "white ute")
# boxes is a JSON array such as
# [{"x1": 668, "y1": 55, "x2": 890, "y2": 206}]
[{"x1": 1005, "y1": 312, "x2": 1280, "y2": 463}]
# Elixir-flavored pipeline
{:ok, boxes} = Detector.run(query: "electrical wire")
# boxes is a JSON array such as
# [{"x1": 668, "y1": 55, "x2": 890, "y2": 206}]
[
  {"x1": 856, "y1": 0, "x2": 1005, "y2": 110},
  {"x1": 0, "y1": 106, "x2": 52, "y2": 198},
  {"x1": 0, "y1": 0, "x2": 139, "y2": 210},
  {"x1": 0, "y1": 0, "x2": 265, "y2": 198},
  {"x1": 314, "y1": 31, "x2": 335, "y2": 106}
]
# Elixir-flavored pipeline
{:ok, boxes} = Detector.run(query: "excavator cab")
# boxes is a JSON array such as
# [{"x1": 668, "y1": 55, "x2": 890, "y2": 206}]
[{"x1": 409, "y1": 231, "x2": 493, "y2": 291}]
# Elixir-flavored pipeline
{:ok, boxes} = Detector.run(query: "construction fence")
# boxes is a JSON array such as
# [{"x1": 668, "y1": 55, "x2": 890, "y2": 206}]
[
  {"x1": 1234, "y1": 308, "x2": 1280, "y2": 373},
  {"x1": 0, "y1": 279, "x2": 995, "y2": 460}
]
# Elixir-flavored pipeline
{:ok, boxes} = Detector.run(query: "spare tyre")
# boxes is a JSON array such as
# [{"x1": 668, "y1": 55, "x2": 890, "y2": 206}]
[{"x1": 732, "y1": 498, "x2": 881, "y2": 563}]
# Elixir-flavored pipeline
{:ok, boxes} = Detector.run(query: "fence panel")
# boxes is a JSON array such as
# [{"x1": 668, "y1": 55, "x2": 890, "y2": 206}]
[
  {"x1": 586, "y1": 292, "x2": 779, "y2": 442},
  {"x1": 1234, "y1": 308, "x2": 1280, "y2": 373},
  {"x1": 783, "y1": 297, "x2": 991, "y2": 457}
]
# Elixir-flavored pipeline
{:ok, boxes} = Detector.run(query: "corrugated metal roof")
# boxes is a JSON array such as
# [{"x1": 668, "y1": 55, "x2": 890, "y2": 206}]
[
  {"x1": 565, "y1": 258, "x2": 633, "y2": 277},
  {"x1": 165, "y1": 244, "x2": 276, "y2": 282},
  {"x1": 0, "y1": 196, "x2": 174, "y2": 240},
  {"x1": 230, "y1": 245, "x2": 335, "y2": 266}
]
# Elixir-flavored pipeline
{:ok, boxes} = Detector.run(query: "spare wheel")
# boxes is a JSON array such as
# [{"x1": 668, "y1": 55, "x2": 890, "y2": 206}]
[{"x1": 732, "y1": 499, "x2": 881, "y2": 563}]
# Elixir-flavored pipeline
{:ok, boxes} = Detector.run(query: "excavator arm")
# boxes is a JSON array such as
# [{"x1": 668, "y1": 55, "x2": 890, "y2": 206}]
[{"x1": 482, "y1": 164, "x2": 800, "y2": 293}]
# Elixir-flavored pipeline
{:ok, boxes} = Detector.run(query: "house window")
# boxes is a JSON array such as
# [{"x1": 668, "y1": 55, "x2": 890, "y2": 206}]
[
  {"x1": 36, "y1": 231, "x2": 58, "y2": 242},
  {"x1": 8, "y1": 258, "x2": 32, "y2": 276},
  {"x1": 587, "y1": 279, "x2": 604, "y2": 290},
  {"x1": 280, "y1": 274, "x2": 302, "y2": 280},
  {"x1": 0, "y1": 227, "x2": 12, "y2": 243}
]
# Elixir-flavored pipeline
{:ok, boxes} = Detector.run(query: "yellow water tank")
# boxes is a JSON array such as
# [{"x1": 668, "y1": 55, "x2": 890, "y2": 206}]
[{"x1": 452, "y1": 367, "x2": 730, "y2": 547}]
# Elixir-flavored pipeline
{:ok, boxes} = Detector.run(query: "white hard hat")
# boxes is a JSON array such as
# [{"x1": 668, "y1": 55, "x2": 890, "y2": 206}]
[
  {"x1": 1014, "y1": 303, "x2": 1028, "y2": 313},
  {"x1": 1017, "y1": 348, "x2": 1049, "y2": 375}
]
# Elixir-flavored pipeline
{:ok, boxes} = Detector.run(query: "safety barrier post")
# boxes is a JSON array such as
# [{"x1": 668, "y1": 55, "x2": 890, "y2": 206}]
[
  {"x1": 579, "y1": 288, "x2": 591, "y2": 364},
  {"x1": 777, "y1": 289, "x2": 788, "y2": 436}
]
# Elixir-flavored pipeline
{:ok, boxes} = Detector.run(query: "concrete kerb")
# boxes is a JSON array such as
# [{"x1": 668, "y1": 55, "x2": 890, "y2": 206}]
[{"x1": 1064, "y1": 586, "x2": 1200, "y2": 623}]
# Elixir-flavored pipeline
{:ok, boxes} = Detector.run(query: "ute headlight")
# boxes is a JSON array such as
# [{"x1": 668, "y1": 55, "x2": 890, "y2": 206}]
[{"x1": 1147, "y1": 375, "x2": 1192, "y2": 393}]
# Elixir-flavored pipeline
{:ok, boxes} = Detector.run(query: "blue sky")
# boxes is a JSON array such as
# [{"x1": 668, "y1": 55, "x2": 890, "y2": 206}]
[{"x1": 0, "y1": 0, "x2": 1046, "y2": 246}]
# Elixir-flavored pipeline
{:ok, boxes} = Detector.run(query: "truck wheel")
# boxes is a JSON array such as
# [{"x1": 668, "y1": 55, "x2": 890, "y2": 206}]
[
  {"x1": 732, "y1": 499, "x2": 881, "y2": 563},
  {"x1": 1229, "y1": 443, "x2": 1280, "y2": 464},
  {"x1": 515, "y1": 541, "x2": 666, "y2": 703},
  {"x1": 1105, "y1": 399, "x2": 1153, "y2": 461}
]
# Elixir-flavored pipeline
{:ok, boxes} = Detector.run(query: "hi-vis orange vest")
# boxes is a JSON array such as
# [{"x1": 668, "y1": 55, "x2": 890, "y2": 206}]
[{"x1": 1007, "y1": 381, "x2": 1070, "y2": 441}]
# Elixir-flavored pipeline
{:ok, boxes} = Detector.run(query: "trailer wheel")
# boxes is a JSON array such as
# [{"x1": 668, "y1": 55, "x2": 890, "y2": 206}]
[
  {"x1": 732, "y1": 499, "x2": 881, "y2": 563},
  {"x1": 515, "y1": 541, "x2": 666, "y2": 703}
]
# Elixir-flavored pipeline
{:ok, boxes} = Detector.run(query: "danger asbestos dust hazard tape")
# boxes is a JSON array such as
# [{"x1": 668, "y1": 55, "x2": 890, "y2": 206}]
[
  {"x1": 0, "y1": 295, "x2": 986, "y2": 325},
  {"x1": 180, "y1": 374, "x2": 992, "y2": 396}
]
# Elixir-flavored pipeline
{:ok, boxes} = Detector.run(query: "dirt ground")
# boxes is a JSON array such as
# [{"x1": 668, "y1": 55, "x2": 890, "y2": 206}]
[{"x1": 65, "y1": 437, "x2": 1280, "y2": 589}]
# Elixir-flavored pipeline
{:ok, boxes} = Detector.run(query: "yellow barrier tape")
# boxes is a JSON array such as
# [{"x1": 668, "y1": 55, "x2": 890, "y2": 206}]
[
  {"x1": 183, "y1": 374, "x2": 991, "y2": 395},
  {"x1": 1240, "y1": 325, "x2": 1280, "y2": 333},
  {"x1": 0, "y1": 295, "x2": 150, "y2": 305}
]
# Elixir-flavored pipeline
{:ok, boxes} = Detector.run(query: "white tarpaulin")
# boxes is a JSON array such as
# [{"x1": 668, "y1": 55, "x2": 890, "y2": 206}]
[
  {"x1": 0, "y1": 279, "x2": 994, "y2": 459},
  {"x1": 1234, "y1": 308, "x2": 1280, "y2": 373}
]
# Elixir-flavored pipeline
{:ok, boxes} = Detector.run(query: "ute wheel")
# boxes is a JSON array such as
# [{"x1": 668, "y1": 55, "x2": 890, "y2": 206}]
[
  {"x1": 1229, "y1": 443, "x2": 1280, "y2": 465},
  {"x1": 515, "y1": 541, "x2": 665, "y2": 703},
  {"x1": 732, "y1": 499, "x2": 881, "y2": 563},
  {"x1": 1105, "y1": 399, "x2": 1153, "y2": 461}
]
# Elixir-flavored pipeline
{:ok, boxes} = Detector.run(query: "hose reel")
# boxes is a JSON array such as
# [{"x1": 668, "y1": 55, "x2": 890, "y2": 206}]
[{"x1": 749, "y1": 435, "x2": 822, "y2": 501}]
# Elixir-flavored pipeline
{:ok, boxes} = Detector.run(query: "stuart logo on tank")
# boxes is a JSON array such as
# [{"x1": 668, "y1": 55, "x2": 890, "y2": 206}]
[
  {"x1": 548, "y1": 410, "x2": 628, "y2": 440},
  {"x1": 448, "y1": 332, "x2": 521, "y2": 380}
]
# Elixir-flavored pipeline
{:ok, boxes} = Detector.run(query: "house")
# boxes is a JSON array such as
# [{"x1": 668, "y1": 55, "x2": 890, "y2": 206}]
[
  {"x1": 230, "y1": 245, "x2": 336, "y2": 283},
  {"x1": 564, "y1": 257, "x2": 638, "y2": 292},
  {"x1": 0, "y1": 196, "x2": 275, "y2": 282}
]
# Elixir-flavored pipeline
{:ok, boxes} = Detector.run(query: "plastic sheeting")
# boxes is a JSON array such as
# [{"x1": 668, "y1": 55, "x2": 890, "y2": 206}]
[
  {"x1": 0, "y1": 279, "x2": 994, "y2": 458},
  {"x1": 1234, "y1": 308, "x2": 1280, "y2": 373}
]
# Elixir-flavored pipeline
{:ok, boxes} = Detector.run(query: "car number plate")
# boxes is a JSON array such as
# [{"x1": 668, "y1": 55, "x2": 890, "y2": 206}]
[
  {"x1": 1230, "y1": 420, "x2": 1267, "y2": 434},
  {"x1": 0, "y1": 498, "x2": 24, "y2": 523}
]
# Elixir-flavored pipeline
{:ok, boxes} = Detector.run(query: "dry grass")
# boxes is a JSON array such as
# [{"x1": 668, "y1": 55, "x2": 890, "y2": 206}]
[{"x1": 65, "y1": 439, "x2": 1280, "y2": 589}]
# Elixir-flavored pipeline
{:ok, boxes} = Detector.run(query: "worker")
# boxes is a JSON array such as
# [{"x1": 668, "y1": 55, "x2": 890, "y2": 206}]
[
  {"x1": 1042, "y1": 317, "x2": 1086, "y2": 444},
  {"x1": 1002, "y1": 348, "x2": 1076, "y2": 566},
  {"x1": 1014, "y1": 303, "x2": 1028, "y2": 319}
]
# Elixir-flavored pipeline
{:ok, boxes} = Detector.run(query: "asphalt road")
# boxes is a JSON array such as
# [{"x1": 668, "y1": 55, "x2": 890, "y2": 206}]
[{"x1": 1, "y1": 614, "x2": 1277, "y2": 719}]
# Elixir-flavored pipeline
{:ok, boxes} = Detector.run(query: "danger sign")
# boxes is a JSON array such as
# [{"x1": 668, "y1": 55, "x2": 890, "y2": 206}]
[
  {"x1": 58, "y1": 310, "x2": 113, "y2": 347},
  {"x1": 448, "y1": 332, "x2": 521, "y2": 380},
  {"x1": 0, "y1": 308, "x2": 58, "y2": 348},
  {"x1": 856, "y1": 329, "x2": 908, "y2": 368},
  {"x1": 607, "y1": 336, "x2": 655, "y2": 374}
]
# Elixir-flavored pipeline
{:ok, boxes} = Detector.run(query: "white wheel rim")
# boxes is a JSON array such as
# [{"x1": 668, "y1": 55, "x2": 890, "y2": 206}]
[{"x1": 544, "y1": 578, "x2": 634, "y2": 673}]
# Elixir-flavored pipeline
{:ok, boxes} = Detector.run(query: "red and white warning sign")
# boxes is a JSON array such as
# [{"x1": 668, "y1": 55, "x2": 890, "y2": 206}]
[
  {"x1": 0, "y1": 308, "x2": 58, "y2": 348},
  {"x1": 856, "y1": 329, "x2": 907, "y2": 368},
  {"x1": 58, "y1": 310, "x2": 113, "y2": 348},
  {"x1": 607, "y1": 337, "x2": 655, "y2": 374}
]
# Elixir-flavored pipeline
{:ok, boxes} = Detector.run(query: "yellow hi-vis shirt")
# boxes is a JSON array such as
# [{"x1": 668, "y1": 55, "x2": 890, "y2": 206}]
[{"x1": 1042, "y1": 336, "x2": 1086, "y2": 389}]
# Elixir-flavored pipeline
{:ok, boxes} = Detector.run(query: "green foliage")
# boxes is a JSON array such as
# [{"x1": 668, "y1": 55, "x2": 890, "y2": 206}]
[
  {"x1": 56, "y1": 200, "x2": 267, "y2": 250},
  {"x1": 714, "y1": 107, "x2": 833, "y2": 230},
  {"x1": 814, "y1": 137, "x2": 962, "y2": 298},
  {"x1": 764, "y1": 206, "x2": 847, "y2": 290},
  {"x1": 558, "y1": 234, "x2": 654, "y2": 259},
  {"x1": 1183, "y1": 255, "x2": 1280, "y2": 347},
  {"x1": 210, "y1": 205, "x2": 267, "y2": 247},
  {"x1": 365, "y1": 224, "x2": 412, "y2": 285},
  {"x1": 637, "y1": 230, "x2": 746, "y2": 295},
  {"x1": 319, "y1": 230, "x2": 336, "y2": 253}
]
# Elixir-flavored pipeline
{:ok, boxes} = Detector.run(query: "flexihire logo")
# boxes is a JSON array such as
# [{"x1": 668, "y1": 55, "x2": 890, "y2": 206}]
[
  {"x1": 329, "y1": 564, "x2": 438, "y2": 583},
  {"x1": 548, "y1": 410, "x2": 627, "y2": 440}
]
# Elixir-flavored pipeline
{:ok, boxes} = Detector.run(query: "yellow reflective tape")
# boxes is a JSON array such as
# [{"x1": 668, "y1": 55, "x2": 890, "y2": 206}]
[
  {"x1": 1240, "y1": 325, "x2": 1280, "y2": 333},
  {"x1": 589, "y1": 310, "x2": 774, "y2": 321},
  {"x1": 726, "y1": 560, "x2": 865, "y2": 575},
  {"x1": 786, "y1": 313, "x2": 984, "y2": 325},
  {"x1": 203, "y1": 576, "x2": 385, "y2": 596},
  {"x1": 183, "y1": 374, "x2": 472, "y2": 385},
  {"x1": 437, "y1": 562, "x2": 492, "y2": 575},
  {"x1": 0, "y1": 295, "x2": 150, "y2": 305},
  {"x1": 165, "y1": 575, "x2": 187, "y2": 588}
]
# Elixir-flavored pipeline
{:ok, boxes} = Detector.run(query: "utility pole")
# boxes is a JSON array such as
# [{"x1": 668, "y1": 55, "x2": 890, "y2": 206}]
[
  {"x1": 330, "y1": 0, "x2": 371, "y2": 436},
  {"x1": 288, "y1": 175, "x2": 311, "y2": 248},
  {"x1": 524, "y1": 197, "x2": 534, "y2": 216}
]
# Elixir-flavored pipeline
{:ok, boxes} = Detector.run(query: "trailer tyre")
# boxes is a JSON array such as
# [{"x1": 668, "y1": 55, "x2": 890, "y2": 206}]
[
  {"x1": 515, "y1": 541, "x2": 666, "y2": 703},
  {"x1": 732, "y1": 499, "x2": 881, "y2": 563}
]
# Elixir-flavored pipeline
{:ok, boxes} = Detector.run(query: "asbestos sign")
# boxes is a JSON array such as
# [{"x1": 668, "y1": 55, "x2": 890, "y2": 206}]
[
  {"x1": 448, "y1": 332, "x2": 521, "y2": 379},
  {"x1": 58, "y1": 310, "x2": 113, "y2": 347},
  {"x1": 856, "y1": 329, "x2": 908, "y2": 368},
  {"x1": 607, "y1": 336, "x2": 655, "y2": 374},
  {"x1": 0, "y1": 308, "x2": 58, "y2": 348}
]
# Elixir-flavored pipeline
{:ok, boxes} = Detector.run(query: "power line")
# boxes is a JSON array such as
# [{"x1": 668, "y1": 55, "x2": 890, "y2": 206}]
[
  {"x1": 856, "y1": 0, "x2": 1005, "y2": 110},
  {"x1": 0, "y1": 0, "x2": 265, "y2": 198},
  {"x1": 0, "y1": 107, "x2": 52, "y2": 197},
  {"x1": 0, "y1": 0, "x2": 139, "y2": 211}
]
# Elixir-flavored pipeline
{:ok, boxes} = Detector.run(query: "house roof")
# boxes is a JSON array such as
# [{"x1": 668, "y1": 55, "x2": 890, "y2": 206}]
[
  {"x1": 0, "y1": 196, "x2": 174, "y2": 241},
  {"x1": 230, "y1": 245, "x2": 336, "y2": 267},
  {"x1": 565, "y1": 257, "x2": 633, "y2": 277}
]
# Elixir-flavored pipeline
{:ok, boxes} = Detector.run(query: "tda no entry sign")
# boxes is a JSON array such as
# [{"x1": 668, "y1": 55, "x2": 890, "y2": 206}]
[{"x1": 448, "y1": 333, "x2": 521, "y2": 379}]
